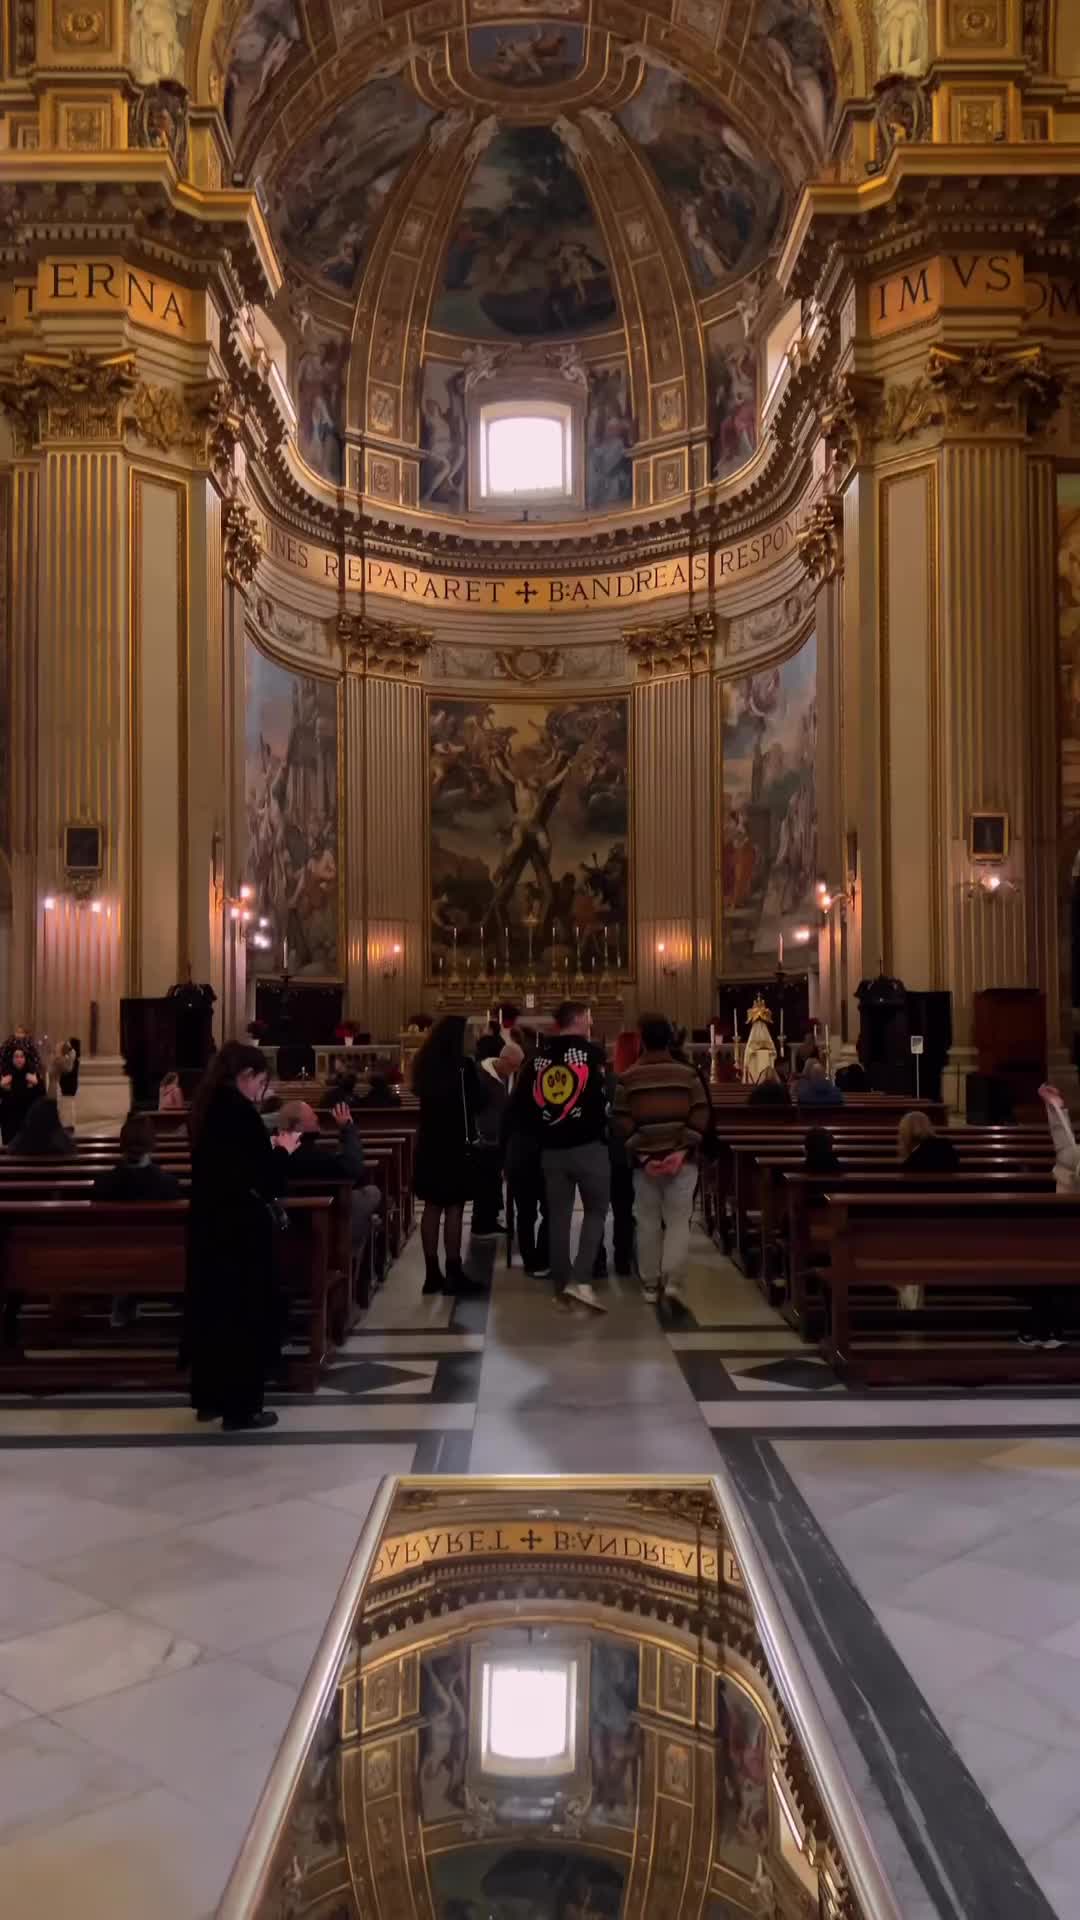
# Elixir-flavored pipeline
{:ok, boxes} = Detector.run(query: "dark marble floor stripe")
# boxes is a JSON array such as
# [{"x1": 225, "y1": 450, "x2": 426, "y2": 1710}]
[
  {"x1": 716, "y1": 1434, "x2": 1058, "y2": 1920},
  {"x1": 0, "y1": 1427, "x2": 472, "y2": 1451}
]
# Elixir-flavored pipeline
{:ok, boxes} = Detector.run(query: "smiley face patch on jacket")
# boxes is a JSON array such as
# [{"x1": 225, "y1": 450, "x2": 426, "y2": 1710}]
[{"x1": 530, "y1": 1037, "x2": 607, "y2": 1143}]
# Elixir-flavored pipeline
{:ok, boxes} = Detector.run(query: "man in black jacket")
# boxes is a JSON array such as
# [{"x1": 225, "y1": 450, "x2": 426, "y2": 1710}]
[
  {"x1": 92, "y1": 1113, "x2": 182, "y2": 1203},
  {"x1": 529, "y1": 1001, "x2": 610, "y2": 1313},
  {"x1": 277, "y1": 1100, "x2": 381, "y2": 1256}
]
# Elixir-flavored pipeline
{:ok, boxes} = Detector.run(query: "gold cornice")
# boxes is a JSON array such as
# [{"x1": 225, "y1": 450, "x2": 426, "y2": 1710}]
[
  {"x1": 778, "y1": 144, "x2": 1080, "y2": 299},
  {"x1": 0, "y1": 154, "x2": 280, "y2": 303}
]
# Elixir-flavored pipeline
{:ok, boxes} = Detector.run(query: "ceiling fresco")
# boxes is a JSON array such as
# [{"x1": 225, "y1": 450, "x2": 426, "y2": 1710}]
[
  {"x1": 268, "y1": 76, "x2": 435, "y2": 294},
  {"x1": 615, "y1": 66, "x2": 786, "y2": 293},
  {"x1": 432, "y1": 125, "x2": 620, "y2": 338}
]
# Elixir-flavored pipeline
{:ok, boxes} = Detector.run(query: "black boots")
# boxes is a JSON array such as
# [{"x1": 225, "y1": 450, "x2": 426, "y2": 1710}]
[{"x1": 422, "y1": 1256, "x2": 444, "y2": 1294}]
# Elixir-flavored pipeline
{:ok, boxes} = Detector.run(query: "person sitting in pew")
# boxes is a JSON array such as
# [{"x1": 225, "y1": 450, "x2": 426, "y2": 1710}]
[
  {"x1": 835, "y1": 1061, "x2": 871, "y2": 1092},
  {"x1": 93, "y1": 1113, "x2": 182, "y2": 1202},
  {"x1": 898, "y1": 1110, "x2": 959, "y2": 1172},
  {"x1": 803, "y1": 1127, "x2": 841, "y2": 1174},
  {"x1": 9, "y1": 1095, "x2": 74, "y2": 1156},
  {"x1": 354, "y1": 1061, "x2": 403, "y2": 1109},
  {"x1": 748, "y1": 1068, "x2": 790, "y2": 1107},
  {"x1": 275, "y1": 1100, "x2": 382, "y2": 1262},
  {"x1": 94, "y1": 1113, "x2": 183, "y2": 1330},
  {"x1": 796, "y1": 1061, "x2": 844, "y2": 1109}
]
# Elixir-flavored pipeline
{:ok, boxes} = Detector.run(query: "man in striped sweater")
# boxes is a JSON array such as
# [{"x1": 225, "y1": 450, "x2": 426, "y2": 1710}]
[{"x1": 611, "y1": 1014, "x2": 711, "y2": 1317}]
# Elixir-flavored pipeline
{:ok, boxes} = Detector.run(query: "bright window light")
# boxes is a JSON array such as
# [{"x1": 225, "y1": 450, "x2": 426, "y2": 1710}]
[
  {"x1": 479, "y1": 403, "x2": 572, "y2": 501},
  {"x1": 480, "y1": 1655, "x2": 577, "y2": 1776},
  {"x1": 489, "y1": 1664, "x2": 567, "y2": 1759}
]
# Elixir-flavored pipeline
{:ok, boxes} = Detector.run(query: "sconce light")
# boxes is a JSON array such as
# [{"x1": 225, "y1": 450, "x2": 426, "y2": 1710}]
[
  {"x1": 90, "y1": 900, "x2": 103, "y2": 916},
  {"x1": 793, "y1": 924, "x2": 812, "y2": 946},
  {"x1": 656, "y1": 940, "x2": 677, "y2": 981},
  {"x1": 963, "y1": 870, "x2": 1019, "y2": 901},
  {"x1": 383, "y1": 942, "x2": 402, "y2": 982},
  {"x1": 239, "y1": 884, "x2": 254, "y2": 902},
  {"x1": 42, "y1": 896, "x2": 56, "y2": 913}
]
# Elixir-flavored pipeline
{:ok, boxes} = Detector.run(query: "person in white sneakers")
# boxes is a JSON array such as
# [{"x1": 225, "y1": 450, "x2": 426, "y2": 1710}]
[{"x1": 527, "y1": 1002, "x2": 610, "y2": 1313}]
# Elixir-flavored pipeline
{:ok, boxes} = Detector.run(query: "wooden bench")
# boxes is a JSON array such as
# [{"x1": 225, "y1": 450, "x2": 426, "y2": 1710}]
[
  {"x1": 748, "y1": 1140, "x2": 1056, "y2": 1285},
  {"x1": 779, "y1": 1169, "x2": 1057, "y2": 1334},
  {"x1": 824, "y1": 1191, "x2": 1080, "y2": 1385},
  {"x1": 0, "y1": 1195, "x2": 337, "y2": 1393},
  {"x1": 726, "y1": 1134, "x2": 1055, "y2": 1274}
]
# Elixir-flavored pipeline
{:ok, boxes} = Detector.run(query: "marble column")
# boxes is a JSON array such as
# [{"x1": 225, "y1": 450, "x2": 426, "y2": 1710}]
[{"x1": 346, "y1": 667, "x2": 427, "y2": 1039}]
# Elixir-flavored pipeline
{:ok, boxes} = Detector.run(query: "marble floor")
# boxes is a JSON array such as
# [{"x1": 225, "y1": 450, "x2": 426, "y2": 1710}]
[{"x1": 1, "y1": 1218, "x2": 1079, "y2": 1915}]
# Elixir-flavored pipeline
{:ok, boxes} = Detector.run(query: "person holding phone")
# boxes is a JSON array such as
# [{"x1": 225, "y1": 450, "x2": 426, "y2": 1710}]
[{"x1": 184, "y1": 1042, "x2": 300, "y2": 1430}]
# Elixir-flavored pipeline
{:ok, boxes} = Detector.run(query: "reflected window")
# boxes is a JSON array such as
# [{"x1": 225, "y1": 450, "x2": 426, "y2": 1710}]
[
  {"x1": 480, "y1": 1654, "x2": 577, "y2": 1776},
  {"x1": 479, "y1": 402, "x2": 572, "y2": 503}
]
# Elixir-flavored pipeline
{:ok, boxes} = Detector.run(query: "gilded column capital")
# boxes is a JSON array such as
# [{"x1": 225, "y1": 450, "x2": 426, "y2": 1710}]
[
  {"x1": 926, "y1": 343, "x2": 1062, "y2": 438},
  {"x1": 223, "y1": 499, "x2": 262, "y2": 592},
  {"x1": 796, "y1": 498, "x2": 843, "y2": 585},
  {"x1": 341, "y1": 612, "x2": 433, "y2": 679},
  {"x1": 0, "y1": 348, "x2": 136, "y2": 449},
  {"x1": 624, "y1": 610, "x2": 717, "y2": 680}
]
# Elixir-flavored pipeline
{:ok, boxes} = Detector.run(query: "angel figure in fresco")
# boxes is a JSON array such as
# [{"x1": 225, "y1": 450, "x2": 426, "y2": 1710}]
[
  {"x1": 418, "y1": 1653, "x2": 468, "y2": 1822},
  {"x1": 488, "y1": 745, "x2": 574, "y2": 926}
]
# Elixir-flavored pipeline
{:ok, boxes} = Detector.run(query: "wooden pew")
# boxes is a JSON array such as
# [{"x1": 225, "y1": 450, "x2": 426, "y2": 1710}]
[
  {"x1": 824, "y1": 1191, "x2": 1080, "y2": 1385},
  {"x1": 0, "y1": 1195, "x2": 336, "y2": 1393},
  {"x1": 727, "y1": 1134, "x2": 1054, "y2": 1275},
  {"x1": 780, "y1": 1169, "x2": 1057, "y2": 1335},
  {"x1": 749, "y1": 1139, "x2": 1056, "y2": 1285}
]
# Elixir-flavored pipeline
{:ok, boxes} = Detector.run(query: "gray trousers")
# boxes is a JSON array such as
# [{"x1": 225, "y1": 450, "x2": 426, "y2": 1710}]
[{"x1": 542, "y1": 1141, "x2": 611, "y2": 1292}]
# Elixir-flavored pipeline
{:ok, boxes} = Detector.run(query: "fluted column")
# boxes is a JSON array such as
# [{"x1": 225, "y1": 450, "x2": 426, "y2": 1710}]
[
  {"x1": 938, "y1": 439, "x2": 1031, "y2": 1044},
  {"x1": 1025, "y1": 454, "x2": 1063, "y2": 1053},
  {"x1": 5, "y1": 459, "x2": 38, "y2": 1031},
  {"x1": 630, "y1": 633, "x2": 715, "y2": 1030},
  {"x1": 36, "y1": 446, "x2": 128, "y2": 1052},
  {"x1": 346, "y1": 668, "x2": 427, "y2": 1037}
]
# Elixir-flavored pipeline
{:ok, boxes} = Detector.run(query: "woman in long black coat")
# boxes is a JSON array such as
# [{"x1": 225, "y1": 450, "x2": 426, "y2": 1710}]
[
  {"x1": 185, "y1": 1042, "x2": 300, "y2": 1431},
  {"x1": 412, "y1": 1015, "x2": 488, "y2": 1296}
]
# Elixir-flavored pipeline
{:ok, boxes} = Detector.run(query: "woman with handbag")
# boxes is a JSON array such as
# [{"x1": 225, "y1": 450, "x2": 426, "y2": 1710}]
[
  {"x1": 412, "y1": 1015, "x2": 489, "y2": 1295},
  {"x1": 184, "y1": 1042, "x2": 300, "y2": 1430}
]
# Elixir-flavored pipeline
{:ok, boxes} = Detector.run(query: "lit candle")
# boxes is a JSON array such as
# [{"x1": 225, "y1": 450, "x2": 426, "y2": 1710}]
[{"x1": 778, "y1": 931, "x2": 784, "y2": 966}]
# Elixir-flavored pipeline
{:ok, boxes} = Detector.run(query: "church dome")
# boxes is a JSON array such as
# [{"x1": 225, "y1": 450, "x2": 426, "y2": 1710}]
[{"x1": 218, "y1": 0, "x2": 844, "y2": 516}]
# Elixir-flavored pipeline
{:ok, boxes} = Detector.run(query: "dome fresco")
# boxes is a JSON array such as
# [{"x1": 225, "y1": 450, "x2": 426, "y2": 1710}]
[{"x1": 221, "y1": 0, "x2": 841, "y2": 510}]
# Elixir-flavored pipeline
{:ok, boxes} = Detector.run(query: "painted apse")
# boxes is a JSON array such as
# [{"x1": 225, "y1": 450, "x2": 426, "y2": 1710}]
[
  {"x1": 428, "y1": 697, "x2": 629, "y2": 976},
  {"x1": 721, "y1": 635, "x2": 818, "y2": 975},
  {"x1": 244, "y1": 644, "x2": 340, "y2": 978}
]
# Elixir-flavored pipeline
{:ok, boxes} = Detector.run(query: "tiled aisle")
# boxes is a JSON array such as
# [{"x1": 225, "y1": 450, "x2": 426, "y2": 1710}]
[{"x1": 0, "y1": 1221, "x2": 1078, "y2": 1915}]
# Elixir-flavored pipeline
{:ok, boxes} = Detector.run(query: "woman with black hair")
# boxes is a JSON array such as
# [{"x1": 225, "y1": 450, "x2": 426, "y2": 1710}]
[
  {"x1": 412, "y1": 1015, "x2": 488, "y2": 1295},
  {"x1": 184, "y1": 1041, "x2": 300, "y2": 1431},
  {"x1": 9, "y1": 1095, "x2": 73, "y2": 1156}
]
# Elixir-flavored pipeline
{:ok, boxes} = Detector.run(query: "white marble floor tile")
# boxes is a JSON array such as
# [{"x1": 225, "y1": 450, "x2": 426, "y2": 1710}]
[
  {"x1": 310, "y1": 1475, "x2": 393, "y2": 1518},
  {"x1": 0, "y1": 1556, "x2": 102, "y2": 1642},
  {"x1": 242, "y1": 1622, "x2": 323, "y2": 1691},
  {"x1": 1029, "y1": 1818, "x2": 1080, "y2": 1919},
  {"x1": 990, "y1": 1751, "x2": 1080, "y2": 1857},
  {"x1": 0, "y1": 1691, "x2": 32, "y2": 1732},
  {"x1": 940, "y1": 1713, "x2": 1052, "y2": 1797},
  {"x1": 824, "y1": 1487, "x2": 1012, "y2": 1558},
  {"x1": 56, "y1": 1656, "x2": 297, "y2": 1816},
  {"x1": 476, "y1": 1341, "x2": 699, "y2": 1412},
  {"x1": 895, "y1": 1559, "x2": 1080, "y2": 1644},
  {"x1": 875, "y1": 1606, "x2": 1023, "y2": 1693},
  {"x1": 0, "y1": 1609, "x2": 201, "y2": 1714},
  {"x1": 938, "y1": 1648, "x2": 1080, "y2": 1752},
  {"x1": 0, "y1": 1783, "x2": 242, "y2": 1920},
  {"x1": 467, "y1": 1407, "x2": 722, "y2": 1474},
  {"x1": 701, "y1": 1397, "x2": 1080, "y2": 1429},
  {"x1": 0, "y1": 1487, "x2": 179, "y2": 1567},
  {"x1": 0, "y1": 1716, "x2": 147, "y2": 1845},
  {"x1": 182, "y1": 1495, "x2": 363, "y2": 1573}
]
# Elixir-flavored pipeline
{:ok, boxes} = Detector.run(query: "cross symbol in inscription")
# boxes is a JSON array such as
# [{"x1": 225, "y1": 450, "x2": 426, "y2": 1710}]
[
  {"x1": 515, "y1": 581, "x2": 538, "y2": 603},
  {"x1": 520, "y1": 1528, "x2": 543, "y2": 1550}
]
